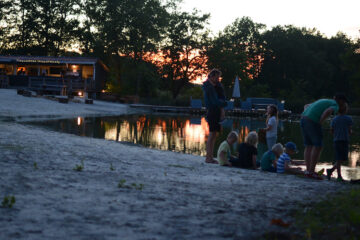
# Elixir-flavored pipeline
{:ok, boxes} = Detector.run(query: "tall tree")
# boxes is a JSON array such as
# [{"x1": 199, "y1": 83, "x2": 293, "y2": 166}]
[
  {"x1": 32, "y1": 0, "x2": 81, "y2": 55},
  {"x1": 0, "y1": 0, "x2": 11, "y2": 52},
  {"x1": 342, "y1": 38, "x2": 360, "y2": 106},
  {"x1": 79, "y1": 0, "x2": 105, "y2": 55},
  {"x1": 121, "y1": 0, "x2": 169, "y2": 95},
  {"x1": 5, "y1": 0, "x2": 80, "y2": 55},
  {"x1": 5, "y1": 0, "x2": 37, "y2": 54},
  {"x1": 258, "y1": 26, "x2": 355, "y2": 110},
  {"x1": 80, "y1": 0, "x2": 169, "y2": 95},
  {"x1": 144, "y1": 9, "x2": 210, "y2": 99},
  {"x1": 207, "y1": 17, "x2": 266, "y2": 97}
]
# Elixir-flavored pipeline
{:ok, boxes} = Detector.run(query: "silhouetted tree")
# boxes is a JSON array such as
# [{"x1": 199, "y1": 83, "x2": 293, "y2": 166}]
[
  {"x1": 258, "y1": 26, "x2": 355, "y2": 110},
  {"x1": 207, "y1": 17, "x2": 266, "y2": 97},
  {"x1": 4, "y1": 0, "x2": 80, "y2": 55},
  {"x1": 0, "y1": 0, "x2": 11, "y2": 52},
  {"x1": 145, "y1": 9, "x2": 210, "y2": 99}
]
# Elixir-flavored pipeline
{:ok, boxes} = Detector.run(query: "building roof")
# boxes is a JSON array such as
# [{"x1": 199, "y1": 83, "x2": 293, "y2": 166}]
[{"x1": 0, "y1": 55, "x2": 109, "y2": 71}]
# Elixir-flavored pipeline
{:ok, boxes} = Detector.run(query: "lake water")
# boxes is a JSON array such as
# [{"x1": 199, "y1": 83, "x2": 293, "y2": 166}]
[{"x1": 29, "y1": 114, "x2": 360, "y2": 180}]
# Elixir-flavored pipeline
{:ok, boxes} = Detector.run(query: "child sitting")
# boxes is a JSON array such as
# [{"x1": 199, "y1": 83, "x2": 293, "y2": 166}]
[
  {"x1": 217, "y1": 131, "x2": 238, "y2": 166},
  {"x1": 276, "y1": 142, "x2": 303, "y2": 174},
  {"x1": 327, "y1": 103, "x2": 353, "y2": 181},
  {"x1": 230, "y1": 131, "x2": 258, "y2": 169},
  {"x1": 261, "y1": 143, "x2": 283, "y2": 172}
]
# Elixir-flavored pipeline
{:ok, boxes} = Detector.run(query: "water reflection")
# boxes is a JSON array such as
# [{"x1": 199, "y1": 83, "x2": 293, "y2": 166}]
[
  {"x1": 30, "y1": 114, "x2": 360, "y2": 180},
  {"x1": 102, "y1": 116, "x2": 211, "y2": 155}
]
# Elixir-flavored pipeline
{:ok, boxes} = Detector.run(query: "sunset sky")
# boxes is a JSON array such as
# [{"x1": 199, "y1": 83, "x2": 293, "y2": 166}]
[{"x1": 181, "y1": 0, "x2": 360, "y2": 39}]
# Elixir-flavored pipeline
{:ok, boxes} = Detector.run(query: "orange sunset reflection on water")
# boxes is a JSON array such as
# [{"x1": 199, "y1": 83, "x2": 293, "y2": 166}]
[{"x1": 102, "y1": 116, "x2": 251, "y2": 156}]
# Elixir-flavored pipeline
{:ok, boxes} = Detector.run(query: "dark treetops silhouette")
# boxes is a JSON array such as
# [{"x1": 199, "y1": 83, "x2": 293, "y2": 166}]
[{"x1": 0, "y1": 0, "x2": 359, "y2": 109}]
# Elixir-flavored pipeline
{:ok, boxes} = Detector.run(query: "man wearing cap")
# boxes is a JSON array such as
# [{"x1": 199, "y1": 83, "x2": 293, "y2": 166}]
[
  {"x1": 276, "y1": 142, "x2": 302, "y2": 174},
  {"x1": 300, "y1": 94, "x2": 348, "y2": 178}
]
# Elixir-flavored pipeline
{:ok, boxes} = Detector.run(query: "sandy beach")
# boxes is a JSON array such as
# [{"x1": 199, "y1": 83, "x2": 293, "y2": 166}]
[{"x1": 0, "y1": 89, "x2": 351, "y2": 239}]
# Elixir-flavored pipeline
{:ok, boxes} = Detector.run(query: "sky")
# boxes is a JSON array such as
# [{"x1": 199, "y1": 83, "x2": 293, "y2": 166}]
[{"x1": 180, "y1": 0, "x2": 360, "y2": 39}]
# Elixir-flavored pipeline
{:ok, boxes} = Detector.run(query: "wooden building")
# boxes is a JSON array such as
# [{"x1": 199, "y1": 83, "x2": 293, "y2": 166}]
[{"x1": 0, "y1": 55, "x2": 109, "y2": 95}]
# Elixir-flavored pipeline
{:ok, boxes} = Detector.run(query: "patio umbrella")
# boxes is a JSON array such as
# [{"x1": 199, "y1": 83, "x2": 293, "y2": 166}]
[{"x1": 232, "y1": 76, "x2": 240, "y2": 98}]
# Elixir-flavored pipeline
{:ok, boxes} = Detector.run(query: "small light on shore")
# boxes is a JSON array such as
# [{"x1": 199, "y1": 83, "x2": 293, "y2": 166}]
[
  {"x1": 77, "y1": 117, "x2": 82, "y2": 126},
  {"x1": 78, "y1": 91, "x2": 83, "y2": 96}
]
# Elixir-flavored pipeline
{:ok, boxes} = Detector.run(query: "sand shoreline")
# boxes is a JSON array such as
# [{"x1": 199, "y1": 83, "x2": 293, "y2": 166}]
[{"x1": 0, "y1": 89, "x2": 352, "y2": 239}]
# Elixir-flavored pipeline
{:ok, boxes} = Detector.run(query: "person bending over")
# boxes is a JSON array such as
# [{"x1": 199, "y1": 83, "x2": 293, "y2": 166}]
[{"x1": 300, "y1": 93, "x2": 348, "y2": 179}]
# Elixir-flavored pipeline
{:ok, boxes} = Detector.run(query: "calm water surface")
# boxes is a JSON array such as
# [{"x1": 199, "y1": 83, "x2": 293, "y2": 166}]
[{"x1": 29, "y1": 114, "x2": 360, "y2": 180}]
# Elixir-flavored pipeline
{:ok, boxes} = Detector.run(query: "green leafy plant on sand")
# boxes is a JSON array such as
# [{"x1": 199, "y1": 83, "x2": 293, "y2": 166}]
[
  {"x1": 118, "y1": 179, "x2": 144, "y2": 190},
  {"x1": 1, "y1": 195, "x2": 16, "y2": 208},
  {"x1": 110, "y1": 163, "x2": 115, "y2": 171},
  {"x1": 73, "y1": 160, "x2": 84, "y2": 171}
]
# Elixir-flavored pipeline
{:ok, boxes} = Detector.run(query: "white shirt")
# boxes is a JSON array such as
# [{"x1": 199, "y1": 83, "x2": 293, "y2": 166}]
[{"x1": 266, "y1": 116, "x2": 278, "y2": 138}]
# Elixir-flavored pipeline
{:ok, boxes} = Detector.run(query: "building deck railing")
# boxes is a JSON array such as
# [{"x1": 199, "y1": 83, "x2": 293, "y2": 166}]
[{"x1": 4, "y1": 75, "x2": 95, "y2": 93}]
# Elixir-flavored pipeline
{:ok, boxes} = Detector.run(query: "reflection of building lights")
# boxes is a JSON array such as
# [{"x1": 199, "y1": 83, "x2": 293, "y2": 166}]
[
  {"x1": 77, "y1": 117, "x2": 82, "y2": 126},
  {"x1": 349, "y1": 152, "x2": 360, "y2": 168}
]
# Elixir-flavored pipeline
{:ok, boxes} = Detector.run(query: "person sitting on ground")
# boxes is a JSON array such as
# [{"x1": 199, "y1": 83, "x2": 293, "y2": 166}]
[
  {"x1": 261, "y1": 143, "x2": 284, "y2": 172},
  {"x1": 327, "y1": 103, "x2": 353, "y2": 181},
  {"x1": 256, "y1": 128, "x2": 267, "y2": 166},
  {"x1": 276, "y1": 142, "x2": 303, "y2": 174},
  {"x1": 230, "y1": 131, "x2": 258, "y2": 169},
  {"x1": 217, "y1": 131, "x2": 238, "y2": 166}
]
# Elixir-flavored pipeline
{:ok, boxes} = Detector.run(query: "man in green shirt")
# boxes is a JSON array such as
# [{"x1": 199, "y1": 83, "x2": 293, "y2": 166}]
[{"x1": 300, "y1": 94, "x2": 348, "y2": 178}]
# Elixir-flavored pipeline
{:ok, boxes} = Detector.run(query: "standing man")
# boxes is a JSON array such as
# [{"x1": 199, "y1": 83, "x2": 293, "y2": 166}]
[
  {"x1": 202, "y1": 69, "x2": 227, "y2": 164},
  {"x1": 300, "y1": 93, "x2": 348, "y2": 179}
]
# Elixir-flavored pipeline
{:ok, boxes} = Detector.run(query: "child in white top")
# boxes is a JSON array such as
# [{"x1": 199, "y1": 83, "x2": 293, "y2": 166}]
[{"x1": 264, "y1": 104, "x2": 278, "y2": 150}]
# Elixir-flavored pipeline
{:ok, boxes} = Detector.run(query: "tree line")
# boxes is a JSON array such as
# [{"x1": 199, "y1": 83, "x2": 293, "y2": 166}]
[{"x1": 0, "y1": 0, "x2": 359, "y2": 111}]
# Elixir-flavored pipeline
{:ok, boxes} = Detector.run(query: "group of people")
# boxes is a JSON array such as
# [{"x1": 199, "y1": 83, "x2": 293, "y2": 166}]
[{"x1": 202, "y1": 69, "x2": 353, "y2": 180}]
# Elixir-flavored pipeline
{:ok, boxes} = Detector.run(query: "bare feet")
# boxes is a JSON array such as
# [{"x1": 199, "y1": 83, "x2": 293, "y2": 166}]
[{"x1": 205, "y1": 158, "x2": 218, "y2": 164}]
